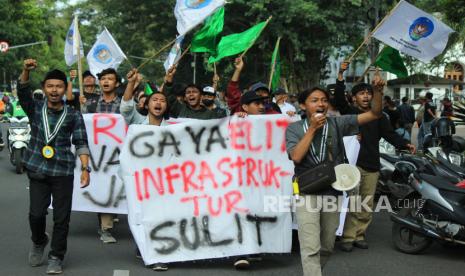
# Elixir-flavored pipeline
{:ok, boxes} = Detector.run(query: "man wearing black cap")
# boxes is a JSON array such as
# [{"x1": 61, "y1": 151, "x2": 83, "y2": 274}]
[
  {"x1": 240, "y1": 90, "x2": 268, "y2": 115},
  {"x1": 334, "y1": 63, "x2": 415, "y2": 252},
  {"x1": 227, "y1": 57, "x2": 281, "y2": 115},
  {"x1": 18, "y1": 59, "x2": 90, "y2": 274},
  {"x1": 231, "y1": 89, "x2": 270, "y2": 270},
  {"x1": 202, "y1": 85, "x2": 227, "y2": 118}
]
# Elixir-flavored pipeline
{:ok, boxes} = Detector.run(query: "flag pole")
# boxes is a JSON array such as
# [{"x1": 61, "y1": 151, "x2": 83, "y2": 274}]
[
  {"x1": 268, "y1": 36, "x2": 281, "y2": 89},
  {"x1": 137, "y1": 37, "x2": 178, "y2": 70},
  {"x1": 74, "y1": 14, "x2": 84, "y2": 101},
  {"x1": 355, "y1": 48, "x2": 384, "y2": 83},
  {"x1": 346, "y1": 0, "x2": 404, "y2": 63},
  {"x1": 239, "y1": 16, "x2": 273, "y2": 59},
  {"x1": 173, "y1": 44, "x2": 192, "y2": 68}
]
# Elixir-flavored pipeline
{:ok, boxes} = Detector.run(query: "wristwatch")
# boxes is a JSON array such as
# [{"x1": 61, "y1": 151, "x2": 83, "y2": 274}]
[{"x1": 81, "y1": 165, "x2": 92, "y2": 173}]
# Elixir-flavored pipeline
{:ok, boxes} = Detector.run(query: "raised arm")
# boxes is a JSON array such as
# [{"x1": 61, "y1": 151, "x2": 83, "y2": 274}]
[
  {"x1": 18, "y1": 59, "x2": 37, "y2": 118},
  {"x1": 357, "y1": 70, "x2": 384, "y2": 125},
  {"x1": 123, "y1": 68, "x2": 138, "y2": 101},
  {"x1": 226, "y1": 57, "x2": 244, "y2": 113},
  {"x1": 333, "y1": 62, "x2": 352, "y2": 114},
  {"x1": 163, "y1": 66, "x2": 182, "y2": 117},
  {"x1": 66, "y1": 70, "x2": 77, "y2": 101},
  {"x1": 120, "y1": 68, "x2": 146, "y2": 124}
]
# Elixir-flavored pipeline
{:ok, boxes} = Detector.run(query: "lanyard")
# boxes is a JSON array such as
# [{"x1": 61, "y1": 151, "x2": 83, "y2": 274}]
[
  {"x1": 303, "y1": 118, "x2": 328, "y2": 164},
  {"x1": 41, "y1": 103, "x2": 68, "y2": 145}
]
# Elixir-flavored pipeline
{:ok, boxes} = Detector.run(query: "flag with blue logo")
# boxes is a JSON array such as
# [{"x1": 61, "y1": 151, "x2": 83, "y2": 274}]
[
  {"x1": 372, "y1": 0, "x2": 454, "y2": 63},
  {"x1": 164, "y1": 35, "x2": 184, "y2": 72},
  {"x1": 64, "y1": 19, "x2": 84, "y2": 66},
  {"x1": 86, "y1": 28, "x2": 127, "y2": 77},
  {"x1": 174, "y1": 0, "x2": 225, "y2": 36}
]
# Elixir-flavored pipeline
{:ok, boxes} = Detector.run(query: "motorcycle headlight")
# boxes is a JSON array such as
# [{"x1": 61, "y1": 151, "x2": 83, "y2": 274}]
[
  {"x1": 379, "y1": 139, "x2": 396, "y2": 154},
  {"x1": 437, "y1": 149, "x2": 448, "y2": 160},
  {"x1": 449, "y1": 153, "x2": 462, "y2": 166}
]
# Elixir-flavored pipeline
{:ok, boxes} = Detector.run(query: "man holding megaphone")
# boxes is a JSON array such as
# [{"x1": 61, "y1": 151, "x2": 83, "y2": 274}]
[{"x1": 285, "y1": 70, "x2": 385, "y2": 276}]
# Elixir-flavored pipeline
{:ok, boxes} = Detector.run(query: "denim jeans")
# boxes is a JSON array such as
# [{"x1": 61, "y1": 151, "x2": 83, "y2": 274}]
[{"x1": 28, "y1": 172, "x2": 74, "y2": 260}]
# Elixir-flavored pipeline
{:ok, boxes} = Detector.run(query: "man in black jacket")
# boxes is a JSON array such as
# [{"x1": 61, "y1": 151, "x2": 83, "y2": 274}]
[
  {"x1": 398, "y1": 96, "x2": 415, "y2": 138},
  {"x1": 334, "y1": 63, "x2": 415, "y2": 252}
]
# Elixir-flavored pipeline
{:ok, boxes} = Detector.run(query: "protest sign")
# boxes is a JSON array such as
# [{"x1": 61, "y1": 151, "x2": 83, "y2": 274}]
[
  {"x1": 71, "y1": 114, "x2": 128, "y2": 214},
  {"x1": 120, "y1": 115, "x2": 294, "y2": 264}
]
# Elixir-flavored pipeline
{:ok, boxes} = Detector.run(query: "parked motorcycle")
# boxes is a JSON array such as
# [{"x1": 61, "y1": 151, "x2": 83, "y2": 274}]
[
  {"x1": 8, "y1": 116, "x2": 31, "y2": 173},
  {"x1": 378, "y1": 117, "x2": 465, "y2": 202},
  {"x1": 390, "y1": 153, "x2": 465, "y2": 254}
]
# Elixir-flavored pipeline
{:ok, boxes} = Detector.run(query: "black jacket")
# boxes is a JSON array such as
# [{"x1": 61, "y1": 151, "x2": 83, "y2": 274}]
[
  {"x1": 398, "y1": 103, "x2": 415, "y2": 125},
  {"x1": 334, "y1": 79, "x2": 408, "y2": 172}
]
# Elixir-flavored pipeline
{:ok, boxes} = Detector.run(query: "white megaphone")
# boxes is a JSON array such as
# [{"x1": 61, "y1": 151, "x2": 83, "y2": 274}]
[{"x1": 332, "y1": 164, "x2": 360, "y2": 191}]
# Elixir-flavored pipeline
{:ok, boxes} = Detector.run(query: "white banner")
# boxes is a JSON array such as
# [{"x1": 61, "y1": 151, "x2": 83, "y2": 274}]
[
  {"x1": 174, "y1": 0, "x2": 225, "y2": 35},
  {"x1": 120, "y1": 115, "x2": 294, "y2": 264},
  {"x1": 72, "y1": 114, "x2": 128, "y2": 214},
  {"x1": 372, "y1": 0, "x2": 454, "y2": 62}
]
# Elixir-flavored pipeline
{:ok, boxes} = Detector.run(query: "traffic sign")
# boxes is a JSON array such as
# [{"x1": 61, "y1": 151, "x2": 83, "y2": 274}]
[{"x1": 0, "y1": 41, "x2": 9, "y2": 53}]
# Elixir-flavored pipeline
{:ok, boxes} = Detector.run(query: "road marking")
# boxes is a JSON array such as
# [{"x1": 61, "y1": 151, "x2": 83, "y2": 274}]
[{"x1": 113, "y1": 270, "x2": 129, "y2": 276}]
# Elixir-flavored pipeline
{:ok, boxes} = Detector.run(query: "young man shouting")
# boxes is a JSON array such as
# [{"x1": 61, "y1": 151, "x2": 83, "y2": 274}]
[
  {"x1": 82, "y1": 68, "x2": 122, "y2": 244},
  {"x1": 18, "y1": 59, "x2": 90, "y2": 275}
]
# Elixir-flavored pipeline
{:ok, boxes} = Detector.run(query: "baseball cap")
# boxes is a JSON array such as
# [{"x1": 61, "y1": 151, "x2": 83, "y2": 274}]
[
  {"x1": 249, "y1": 82, "x2": 269, "y2": 93},
  {"x1": 273, "y1": 87, "x2": 287, "y2": 96},
  {"x1": 202, "y1": 86, "x2": 215, "y2": 95},
  {"x1": 240, "y1": 90, "x2": 268, "y2": 105}
]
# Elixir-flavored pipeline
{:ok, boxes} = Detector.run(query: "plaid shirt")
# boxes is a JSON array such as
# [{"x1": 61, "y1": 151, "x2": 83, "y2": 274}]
[
  {"x1": 18, "y1": 82, "x2": 90, "y2": 176},
  {"x1": 83, "y1": 94, "x2": 121, "y2": 114}
]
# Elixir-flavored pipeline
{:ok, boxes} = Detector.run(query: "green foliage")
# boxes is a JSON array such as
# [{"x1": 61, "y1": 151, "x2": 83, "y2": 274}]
[{"x1": 1, "y1": 0, "x2": 464, "y2": 92}]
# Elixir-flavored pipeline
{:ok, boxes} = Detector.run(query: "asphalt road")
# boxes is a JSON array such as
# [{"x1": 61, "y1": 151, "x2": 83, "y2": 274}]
[{"x1": 0, "y1": 123, "x2": 464, "y2": 276}]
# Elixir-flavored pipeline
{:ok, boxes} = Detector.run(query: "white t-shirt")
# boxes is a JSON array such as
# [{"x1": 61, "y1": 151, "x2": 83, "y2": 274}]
[{"x1": 279, "y1": 102, "x2": 296, "y2": 115}]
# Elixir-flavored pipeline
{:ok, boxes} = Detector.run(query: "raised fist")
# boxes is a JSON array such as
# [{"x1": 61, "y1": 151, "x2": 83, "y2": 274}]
[
  {"x1": 372, "y1": 69, "x2": 386, "y2": 92},
  {"x1": 164, "y1": 66, "x2": 177, "y2": 84},
  {"x1": 234, "y1": 57, "x2": 244, "y2": 71},
  {"x1": 126, "y1": 68, "x2": 139, "y2": 83},
  {"x1": 70, "y1": 69, "x2": 77, "y2": 80},
  {"x1": 23, "y1": 59, "x2": 37, "y2": 71},
  {"x1": 340, "y1": 61, "x2": 349, "y2": 73}
]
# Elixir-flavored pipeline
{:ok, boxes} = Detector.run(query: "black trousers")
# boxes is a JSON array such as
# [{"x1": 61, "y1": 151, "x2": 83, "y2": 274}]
[{"x1": 28, "y1": 172, "x2": 74, "y2": 260}]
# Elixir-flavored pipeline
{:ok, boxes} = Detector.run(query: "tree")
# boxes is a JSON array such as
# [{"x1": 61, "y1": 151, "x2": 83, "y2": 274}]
[
  {"x1": 69, "y1": 0, "x2": 369, "y2": 92},
  {"x1": 0, "y1": 0, "x2": 64, "y2": 89}
]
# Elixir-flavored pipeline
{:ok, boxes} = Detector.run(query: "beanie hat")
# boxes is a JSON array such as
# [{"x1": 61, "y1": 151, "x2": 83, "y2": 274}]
[{"x1": 42, "y1": 69, "x2": 68, "y2": 87}]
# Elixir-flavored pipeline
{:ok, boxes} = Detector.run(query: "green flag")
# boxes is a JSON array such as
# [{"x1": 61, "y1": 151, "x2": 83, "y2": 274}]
[
  {"x1": 374, "y1": 46, "x2": 408, "y2": 78},
  {"x1": 270, "y1": 38, "x2": 281, "y2": 91},
  {"x1": 208, "y1": 21, "x2": 267, "y2": 63},
  {"x1": 144, "y1": 83, "x2": 154, "y2": 96},
  {"x1": 191, "y1": 7, "x2": 224, "y2": 54}
]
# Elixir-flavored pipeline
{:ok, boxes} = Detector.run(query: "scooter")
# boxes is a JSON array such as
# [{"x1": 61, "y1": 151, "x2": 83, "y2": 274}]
[
  {"x1": 390, "y1": 155, "x2": 465, "y2": 254},
  {"x1": 8, "y1": 116, "x2": 31, "y2": 174},
  {"x1": 378, "y1": 117, "x2": 465, "y2": 202}
]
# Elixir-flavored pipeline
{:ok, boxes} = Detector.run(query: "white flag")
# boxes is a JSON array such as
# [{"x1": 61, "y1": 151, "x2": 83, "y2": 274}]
[
  {"x1": 372, "y1": 0, "x2": 454, "y2": 63},
  {"x1": 174, "y1": 0, "x2": 225, "y2": 35},
  {"x1": 64, "y1": 19, "x2": 84, "y2": 66},
  {"x1": 164, "y1": 35, "x2": 184, "y2": 72},
  {"x1": 86, "y1": 28, "x2": 127, "y2": 77}
]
